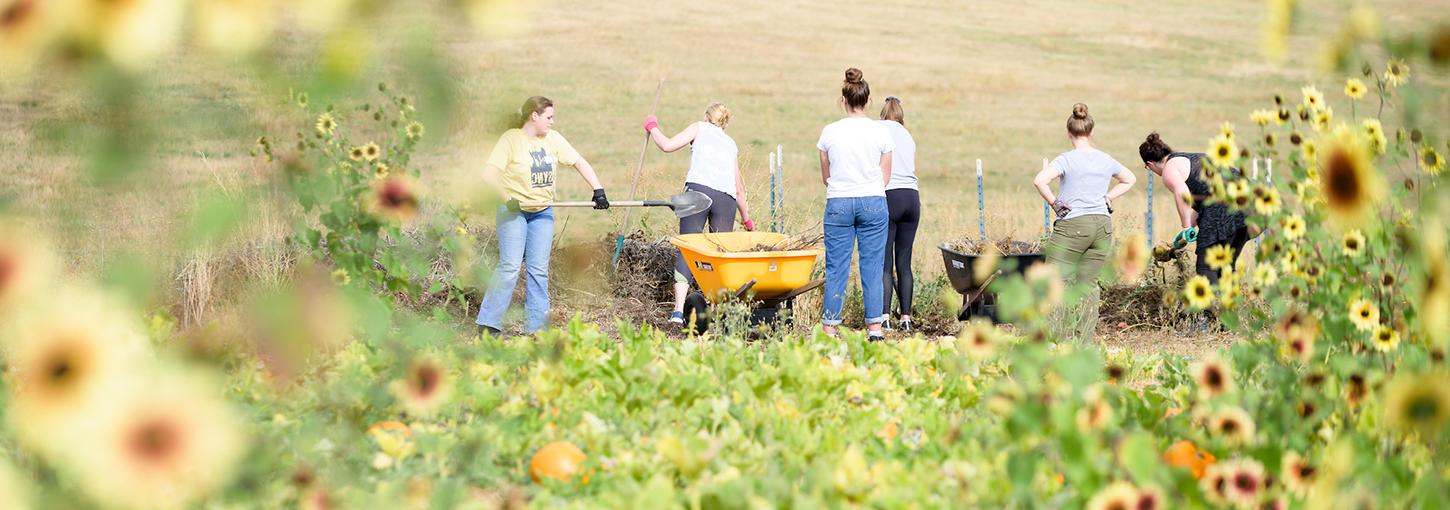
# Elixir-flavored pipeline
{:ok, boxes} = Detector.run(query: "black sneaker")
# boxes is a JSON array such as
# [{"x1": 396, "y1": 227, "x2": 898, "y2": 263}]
[
  {"x1": 477, "y1": 325, "x2": 501, "y2": 337},
  {"x1": 882, "y1": 318, "x2": 895, "y2": 331},
  {"x1": 867, "y1": 331, "x2": 887, "y2": 342},
  {"x1": 899, "y1": 318, "x2": 914, "y2": 333}
]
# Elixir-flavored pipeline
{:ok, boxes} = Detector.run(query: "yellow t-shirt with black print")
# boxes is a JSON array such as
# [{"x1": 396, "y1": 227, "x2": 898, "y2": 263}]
[{"x1": 486, "y1": 129, "x2": 581, "y2": 212}]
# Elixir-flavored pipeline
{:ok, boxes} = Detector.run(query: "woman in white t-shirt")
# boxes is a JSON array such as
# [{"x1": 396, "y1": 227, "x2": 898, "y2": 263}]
[
  {"x1": 644, "y1": 103, "x2": 755, "y2": 326},
  {"x1": 817, "y1": 68, "x2": 894, "y2": 340},
  {"x1": 877, "y1": 96, "x2": 919, "y2": 332}
]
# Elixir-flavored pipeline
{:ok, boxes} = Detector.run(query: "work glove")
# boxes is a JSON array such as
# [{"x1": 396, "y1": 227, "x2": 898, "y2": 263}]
[
  {"x1": 592, "y1": 188, "x2": 610, "y2": 210},
  {"x1": 742, "y1": 218, "x2": 756, "y2": 231},
  {"x1": 1171, "y1": 227, "x2": 1199, "y2": 250},
  {"x1": 643, "y1": 115, "x2": 658, "y2": 133},
  {"x1": 505, "y1": 199, "x2": 521, "y2": 213},
  {"x1": 1051, "y1": 199, "x2": 1071, "y2": 220}
]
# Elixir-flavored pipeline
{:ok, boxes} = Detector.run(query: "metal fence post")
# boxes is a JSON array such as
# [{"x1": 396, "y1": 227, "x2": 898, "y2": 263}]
[
  {"x1": 976, "y1": 159, "x2": 986, "y2": 241},
  {"x1": 1146, "y1": 168, "x2": 1154, "y2": 247}
]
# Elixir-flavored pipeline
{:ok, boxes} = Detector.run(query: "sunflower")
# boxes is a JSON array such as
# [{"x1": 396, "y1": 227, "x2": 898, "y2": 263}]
[
  {"x1": 1250, "y1": 109, "x2": 1275, "y2": 127},
  {"x1": 1192, "y1": 356, "x2": 1235, "y2": 399},
  {"x1": 3, "y1": 286, "x2": 151, "y2": 458},
  {"x1": 1086, "y1": 481, "x2": 1138, "y2": 510},
  {"x1": 1341, "y1": 230, "x2": 1366, "y2": 257},
  {"x1": 1317, "y1": 126, "x2": 1385, "y2": 228},
  {"x1": 1348, "y1": 297, "x2": 1379, "y2": 331},
  {"x1": 1383, "y1": 372, "x2": 1450, "y2": 435},
  {"x1": 391, "y1": 358, "x2": 452, "y2": 417},
  {"x1": 374, "y1": 162, "x2": 390, "y2": 180},
  {"x1": 1200, "y1": 464, "x2": 1230, "y2": 506},
  {"x1": 1205, "y1": 245, "x2": 1234, "y2": 270},
  {"x1": 1114, "y1": 232, "x2": 1148, "y2": 283},
  {"x1": 1301, "y1": 85, "x2": 1325, "y2": 110},
  {"x1": 1211, "y1": 407, "x2": 1257, "y2": 446},
  {"x1": 1380, "y1": 271, "x2": 1396, "y2": 289},
  {"x1": 1344, "y1": 78, "x2": 1367, "y2": 100},
  {"x1": 1263, "y1": 132, "x2": 1277, "y2": 147},
  {"x1": 1134, "y1": 486, "x2": 1163, "y2": 510},
  {"x1": 1184, "y1": 276, "x2": 1215, "y2": 310},
  {"x1": 406, "y1": 121, "x2": 425, "y2": 140},
  {"x1": 348, "y1": 146, "x2": 366, "y2": 161},
  {"x1": 1282, "y1": 215, "x2": 1306, "y2": 240},
  {"x1": 0, "y1": 224, "x2": 56, "y2": 315},
  {"x1": 1312, "y1": 107, "x2": 1333, "y2": 132},
  {"x1": 1280, "y1": 249, "x2": 1302, "y2": 275},
  {"x1": 315, "y1": 112, "x2": 337, "y2": 137},
  {"x1": 1384, "y1": 58, "x2": 1409, "y2": 87},
  {"x1": 1422, "y1": 222, "x2": 1449, "y2": 346},
  {"x1": 1220, "y1": 122, "x2": 1236, "y2": 141},
  {"x1": 1372, "y1": 325, "x2": 1400, "y2": 352},
  {"x1": 362, "y1": 142, "x2": 381, "y2": 161},
  {"x1": 330, "y1": 268, "x2": 350, "y2": 286},
  {"x1": 1207, "y1": 134, "x2": 1238, "y2": 168},
  {"x1": 1075, "y1": 386, "x2": 1114, "y2": 431},
  {"x1": 1360, "y1": 118, "x2": 1387, "y2": 155},
  {"x1": 368, "y1": 176, "x2": 421, "y2": 223},
  {"x1": 1222, "y1": 458, "x2": 1267, "y2": 507},
  {"x1": 1224, "y1": 179, "x2": 1248, "y2": 201},
  {"x1": 1277, "y1": 310, "x2": 1319, "y2": 364},
  {"x1": 1253, "y1": 264, "x2": 1278, "y2": 287},
  {"x1": 64, "y1": 369, "x2": 247, "y2": 510},
  {"x1": 1421, "y1": 146, "x2": 1445, "y2": 176},
  {"x1": 1301, "y1": 139, "x2": 1318, "y2": 163},
  {"x1": 959, "y1": 319, "x2": 997, "y2": 358}
]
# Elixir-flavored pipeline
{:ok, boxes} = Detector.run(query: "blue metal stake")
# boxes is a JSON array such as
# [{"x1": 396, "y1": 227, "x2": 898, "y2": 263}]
[
  {"x1": 769, "y1": 152, "x2": 777, "y2": 233},
  {"x1": 1146, "y1": 169, "x2": 1154, "y2": 247},
  {"x1": 976, "y1": 159, "x2": 986, "y2": 241}
]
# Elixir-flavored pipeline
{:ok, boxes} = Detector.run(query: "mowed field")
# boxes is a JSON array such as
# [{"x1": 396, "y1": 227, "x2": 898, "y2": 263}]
[{"x1": 2, "y1": 0, "x2": 1447, "y2": 301}]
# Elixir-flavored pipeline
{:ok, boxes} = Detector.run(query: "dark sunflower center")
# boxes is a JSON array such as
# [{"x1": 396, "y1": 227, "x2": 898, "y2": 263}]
[
  {"x1": 1323, "y1": 149, "x2": 1362, "y2": 206},
  {"x1": 1221, "y1": 420, "x2": 1238, "y2": 433},
  {"x1": 1299, "y1": 465, "x2": 1316, "y2": 478},
  {"x1": 1233, "y1": 473, "x2": 1256, "y2": 491},
  {"x1": 413, "y1": 364, "x2": 440, "y2": 395},
  {"x1": 1206, "y1": 368, "x2": 1223, "y2": 387},
  {"x1": 1, "y1": 0, "x2": 33, "y2": 27},
  {"x1": 1195, "y1": 286, "x2": 1208, "y2": 298},
  {"x1": 1218, "y1": 146, "x2": 1231, "y2": 158},
  {"x1": 1297, "y1": 401, "x2": 1316, "y2": 417},
  {"x1": 1407, "y1": 395, "x2": 1440, "y2": 422},
  {"x1": 130, "y1": 419, "x2": 181, "y2": 463},
  {"x1": 1135, "y1": 495, "x2": 1158, "y2": 510},
  {"x1": 1106, "y1": 502, "x2": 1127, "y2": 510}
]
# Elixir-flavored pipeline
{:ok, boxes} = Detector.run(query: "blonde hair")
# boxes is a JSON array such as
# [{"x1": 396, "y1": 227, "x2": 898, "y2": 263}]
[
  {"x1": 879, "y1": 96, "x2": 904, "y2": 125},
  {"x1": 1067, "y1": 102, "x2": 1094, "y2": 137},
  {"x1": 704, "y1": 102, "x2": 731, "y2": 129}
]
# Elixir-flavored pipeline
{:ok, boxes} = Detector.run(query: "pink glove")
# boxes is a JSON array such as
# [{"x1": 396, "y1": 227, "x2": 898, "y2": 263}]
[
  {"x1": 742, "y1": 218, "x2": 756, "y2": 231},
  {"x1": 643, "y1": 115, "x2": 658, "y2": 133}
]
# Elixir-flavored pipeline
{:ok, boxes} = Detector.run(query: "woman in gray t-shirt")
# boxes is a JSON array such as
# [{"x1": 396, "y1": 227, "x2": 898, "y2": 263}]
[{"x1": 1031, "y1": 103, "x2": 1137, "y2": 343}]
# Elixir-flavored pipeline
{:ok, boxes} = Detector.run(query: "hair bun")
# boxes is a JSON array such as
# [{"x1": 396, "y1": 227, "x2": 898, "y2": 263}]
[
  {"x1": 1147, "y1": 132, "x2": 1162, "y2": 142},
  {"x1": 844, "y1": 68, "x2": 863, "y2": 84},
  {"x1": 1072, "y1": 103, "x2": 1090, "y2": 120}
]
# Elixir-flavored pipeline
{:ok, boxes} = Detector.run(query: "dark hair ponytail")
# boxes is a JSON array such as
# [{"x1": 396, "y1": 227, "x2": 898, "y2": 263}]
[
  {"x1": 1139, "y1": 132, "x2": 1174, "y2": 163},
  {"x1": 841, "y1": 68, "x2": 870, "y2": 111}
]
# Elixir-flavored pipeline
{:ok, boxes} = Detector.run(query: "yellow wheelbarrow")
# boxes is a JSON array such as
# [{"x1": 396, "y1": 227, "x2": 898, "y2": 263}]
[{"x1": 669, "y1": 232, "x2": 824, "y2": 334}]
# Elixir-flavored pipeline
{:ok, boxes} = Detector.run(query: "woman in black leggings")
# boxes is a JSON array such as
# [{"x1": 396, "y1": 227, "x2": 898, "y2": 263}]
[{"x1": 878, "y1": 97, "x2": 920, "y2": 331}]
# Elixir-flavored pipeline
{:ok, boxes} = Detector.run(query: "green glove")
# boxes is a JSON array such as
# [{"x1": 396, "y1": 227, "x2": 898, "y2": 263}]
[{"x1": 1172, "y1": 227, "x2": 1199, "y2": 250}]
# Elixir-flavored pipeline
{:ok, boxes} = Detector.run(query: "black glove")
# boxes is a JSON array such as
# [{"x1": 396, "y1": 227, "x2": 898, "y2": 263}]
[
  {"x1": 1052, "y1": 199, "x2": 1071, "y2": 219},
  {"x1": 592, "y1": 188, "x2": 609, "y2": 210},
  {"x1": 505, "y1": 199, "x2": 521, "y2": 213}
]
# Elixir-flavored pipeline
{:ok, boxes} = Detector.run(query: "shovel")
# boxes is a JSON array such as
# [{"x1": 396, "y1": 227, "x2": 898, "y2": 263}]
[{"x1": 513, "y1": 190, "x2": 712, "y2": 219}]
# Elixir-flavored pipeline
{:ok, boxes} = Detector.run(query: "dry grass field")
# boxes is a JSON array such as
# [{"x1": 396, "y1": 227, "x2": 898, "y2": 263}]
[{"x1": 2, "y1": 0, "x2": 1446, "y2": 339}]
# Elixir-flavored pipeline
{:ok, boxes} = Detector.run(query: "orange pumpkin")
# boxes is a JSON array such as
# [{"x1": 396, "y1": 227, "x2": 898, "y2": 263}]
[
  {"x1": 529, "y1": 441, "x2": 588, "y2": 484},
  {"x1": 1163, "y1": 439, "x2": 1216, "y2": 479}
]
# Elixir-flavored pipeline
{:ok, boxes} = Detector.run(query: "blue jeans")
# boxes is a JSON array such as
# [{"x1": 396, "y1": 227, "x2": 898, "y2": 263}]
[
  {"x1": 476, "y1": 207, "x2": 554, "y2": 333},
  {"x1": 821, "y1": 196, "x2": 889, "y2": 326}
]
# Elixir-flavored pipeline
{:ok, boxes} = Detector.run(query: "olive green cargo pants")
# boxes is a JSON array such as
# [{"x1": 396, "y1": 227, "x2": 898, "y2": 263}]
[{"x1": 1044, "y1": 214, "x2": 1114, "y2": 343}]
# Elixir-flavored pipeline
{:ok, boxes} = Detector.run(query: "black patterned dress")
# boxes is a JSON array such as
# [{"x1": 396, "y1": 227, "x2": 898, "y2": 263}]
[{"x1": 1175, "y1": 152, "x2": 1249, "y2": 283}]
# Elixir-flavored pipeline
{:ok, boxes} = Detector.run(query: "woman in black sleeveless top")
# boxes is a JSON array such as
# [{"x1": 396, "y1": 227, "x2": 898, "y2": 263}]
[{"x1": 1138, "y1": 133, "x2": 1250, "y2": 285}]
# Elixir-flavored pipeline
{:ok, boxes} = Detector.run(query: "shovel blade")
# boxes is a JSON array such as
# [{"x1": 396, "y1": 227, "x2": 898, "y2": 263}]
[{"x1": 670, "y1": 191, "x2": 713, "y2": 218}]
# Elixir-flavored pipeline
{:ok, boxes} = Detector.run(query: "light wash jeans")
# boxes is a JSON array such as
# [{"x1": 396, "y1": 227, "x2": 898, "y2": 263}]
[
  {"x1": 476, "y1": 207, "x2": 554, "y2": 333},
  {"x1": 821, "y1": 196, "x2": 889, "y2": 326}
]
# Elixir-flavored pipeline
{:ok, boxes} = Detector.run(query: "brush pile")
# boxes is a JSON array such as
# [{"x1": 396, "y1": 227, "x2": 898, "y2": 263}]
[
  {"x1": 945, "y1": 237, "x2": 1042, "y2": 255},
  {"x1": 611, "y1": 232, "x2": 677, "y2": 304}
]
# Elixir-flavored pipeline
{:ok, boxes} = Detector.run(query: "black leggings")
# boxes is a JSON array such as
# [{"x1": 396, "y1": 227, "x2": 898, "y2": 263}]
[
  {"x1": 675, "y1": 183, "x2": 737, "y2": 284},
  {"x1": 1195, "y1": 226, "x2": 1251, "y2": 285},
  {"x1": 883, "y1": 189, "x2": 920, "y2": 316}
]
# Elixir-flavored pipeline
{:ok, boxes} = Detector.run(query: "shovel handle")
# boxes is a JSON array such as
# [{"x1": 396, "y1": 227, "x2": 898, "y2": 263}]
[{"x1": 519, "y1": 201, "x2": 669, "y2": 208}]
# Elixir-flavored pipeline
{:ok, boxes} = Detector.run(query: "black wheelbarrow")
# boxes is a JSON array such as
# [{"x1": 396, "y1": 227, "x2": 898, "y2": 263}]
[{"x1": 939, "y1": 243, "x2": 1046, "y2": 322}]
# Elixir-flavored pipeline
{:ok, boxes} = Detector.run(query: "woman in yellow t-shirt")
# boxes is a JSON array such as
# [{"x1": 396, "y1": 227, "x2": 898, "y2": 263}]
[{"x1": 476, "y1": 96, "x2": 608, "y2": 335}]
